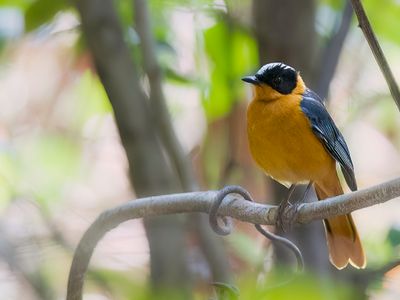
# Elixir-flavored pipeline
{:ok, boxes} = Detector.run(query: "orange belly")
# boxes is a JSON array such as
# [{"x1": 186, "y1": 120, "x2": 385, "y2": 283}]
[{"x1": 247, "y1": 95, "x2": 336, "y2": 186}]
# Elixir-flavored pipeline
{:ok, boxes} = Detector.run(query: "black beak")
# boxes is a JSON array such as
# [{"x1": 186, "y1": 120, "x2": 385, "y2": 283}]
[{"x1": 241, "y1": 76, "x2": 260, "y2": 85}]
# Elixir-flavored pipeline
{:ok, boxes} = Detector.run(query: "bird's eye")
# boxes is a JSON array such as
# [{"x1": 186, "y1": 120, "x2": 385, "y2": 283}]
[{"x1": 273, "y1": 76, "x2": 282, "y2": 86}]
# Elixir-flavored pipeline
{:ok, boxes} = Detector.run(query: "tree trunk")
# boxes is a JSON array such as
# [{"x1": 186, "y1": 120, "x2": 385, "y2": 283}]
[
  {"x1": 253, "y1": 0, "x2": 317, "y2": 82},
  {"x1": 133, "y1": 0, "x2": 231, "y2": 285},
  {"x1": 74, "y1": 0, "x2": 191, "y2": 297}
]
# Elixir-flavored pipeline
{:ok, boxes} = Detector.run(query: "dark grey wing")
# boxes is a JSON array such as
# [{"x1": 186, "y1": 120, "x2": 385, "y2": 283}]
[
  {"x1": 304, "y1": 88, "x2": 324, "y2": 103},
  {"x1": 300, "y1": 94, "x2": 357, "y2": 191}
]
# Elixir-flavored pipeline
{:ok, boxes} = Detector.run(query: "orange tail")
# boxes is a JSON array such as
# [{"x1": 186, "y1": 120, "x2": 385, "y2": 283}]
[{"x1": 314, "y1": 179, "x2": 366, "y2": 269}]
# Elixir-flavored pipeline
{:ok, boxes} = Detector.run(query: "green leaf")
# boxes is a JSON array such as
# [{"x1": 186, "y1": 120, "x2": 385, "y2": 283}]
[
  {"x1": 212, "y1": 282, "x2": 239, "y2": 300},
  {"x1": 387, "y1": 225, "x2": 400, "y2": 248},
  {"x1": 362, "y1": 0, "x2": 400, "y2": 45},
  {"x1": 24, "y1": 0, "x2": 68, "y2": 31},
  {"x1": 203, "y1": 65, "x2": 232, "y2": 120},
  {"x1": 202, "y1": 20, "x2": 257, "y2": 120},
  {"x1": 73, "y1": 70, "x2": 112, "y2": 126},
  {"x1": 115, "y1": 0, "x2": 133, "y2": 27},
  {"x1": 320, "y1": 0, "x2": 343, "y2": 11},
  {"x1": 319, "y1": 0, "x2": 400, "y2": 45},
  {"x1": 0, "y1": 0, "x2": 33, "y2": 10},
  {"x1": 88, "y1": 269, "x2": 150, "y2": 299}
]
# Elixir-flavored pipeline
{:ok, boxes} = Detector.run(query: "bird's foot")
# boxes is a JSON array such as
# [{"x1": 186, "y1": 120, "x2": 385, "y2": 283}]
[
  {"x1": 276, "y1": 182, "x2": 313, "y2": 232},
  {"x1": 276, "y1": 200, "x2": 301, "y2": 232}
]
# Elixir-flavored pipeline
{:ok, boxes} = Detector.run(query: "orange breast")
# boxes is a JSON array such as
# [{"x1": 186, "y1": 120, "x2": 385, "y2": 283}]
[{"x1": 247, "y1": 95, "x2": 335, "y2": 186}]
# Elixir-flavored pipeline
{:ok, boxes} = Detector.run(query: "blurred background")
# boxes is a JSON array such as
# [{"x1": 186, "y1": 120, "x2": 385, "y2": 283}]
[{"x1": 0, "y1": 0, "x2": 399, "y2": 299}]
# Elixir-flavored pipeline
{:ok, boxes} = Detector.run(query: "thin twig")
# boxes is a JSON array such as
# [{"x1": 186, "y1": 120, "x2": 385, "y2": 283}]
[
  {"x1": 133, "y1": 0, "x2": 232, "y2": 284},
  {"x1": 315, "y1": 0, "x2": 353, "y2": 100},
  {"x1": 134, "y1": 0, "x2": 197, "y2": 192},
  {"x1": 350, "y1": 0, "x2": 400, "y2": 111},
  {"x1": 67, "y1": 177, "x2": 400, "y2": 300}
]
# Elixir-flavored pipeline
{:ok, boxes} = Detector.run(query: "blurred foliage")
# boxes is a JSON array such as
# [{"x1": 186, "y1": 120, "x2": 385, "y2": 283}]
[
  {"x1": 87, "y1": 269, "x2": 151, "y2": 300},
  {"x1": 387, "y1": 225, "x2": 400, "y2": 248},
  {"x1": 0, "y1": 149, "x2": 17, "y2": 208},
  {"x1": 227, "y1": 232, "x2": 264, "y2": 266},
  {"x1": 25, "y1": 0, "x2": 68, "y2": 31},
  {"x1": 212, "y1": 282, "x2": 239, "y2": 300},
  {"x1": 0, "y1": 0, "x2": 32, "y2": 10},
  {"x1": 364, "y1": 235, "x2": 396, "y2": 267},
  {"x1": 238, "y1": 271, "x2": 353, "y2": 300},
  {"x1": 0, "y1": 70, "x2": 112, "y2": 209},
  {"x1": 78, "y1": 269, "x2": 356, "y2": 300},
  {"x1": 73, "y1": 70, "x2": 113, "y2": 124},
  {"x1": 116, "y1": 0, "x2": 134, "y2": 27},
  {"x1": 203, "y1": 18, "x2": 257, "y2": 120},
  {"x1": 18, "y1": 134, "x2": 81, "y2": 205},
  {"x1": 364, "y1": 0, "x2": 400, "y2": 45},
  {"x1": 0, "y1": 0, "x2": 398, "y2": 299},
  {"x1": 317, "y1": 0, "x2": 400, "y2": 45},
  {"x1": 3, "y1": 0, "x2": 400, "y2": 46}
]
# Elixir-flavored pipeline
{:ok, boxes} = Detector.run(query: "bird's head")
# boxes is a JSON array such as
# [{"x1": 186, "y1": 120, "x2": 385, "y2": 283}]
[{"x1": 242, "y1": 62, "x2": 305, "y2": 101}]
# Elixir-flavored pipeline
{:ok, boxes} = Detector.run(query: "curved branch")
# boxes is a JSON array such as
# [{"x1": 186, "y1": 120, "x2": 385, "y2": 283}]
[
  {"x1": 67, "y1": 177, "x2": 400, "y2": 299},
  {"x1": 209, "y1": 185, "x2": 304, "y2": 271},
  {"x1": 350, "y1": 0, "x2": 400, "y2": 111}
]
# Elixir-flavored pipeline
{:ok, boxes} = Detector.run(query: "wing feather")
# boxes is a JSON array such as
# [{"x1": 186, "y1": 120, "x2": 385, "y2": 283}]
[{"x1": 300, "y1": 92, "x2": 357, "y2": 191}]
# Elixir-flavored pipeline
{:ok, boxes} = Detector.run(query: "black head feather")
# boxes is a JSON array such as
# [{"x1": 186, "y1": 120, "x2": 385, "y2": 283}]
[{"x1": 243, "y1": 62, "x2": 298, "y2": 95}]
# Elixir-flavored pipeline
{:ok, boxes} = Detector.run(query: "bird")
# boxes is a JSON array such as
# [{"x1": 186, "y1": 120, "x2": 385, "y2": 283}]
[{"x1": 242, "y1": 62, "x2": 366, "y2": 269}]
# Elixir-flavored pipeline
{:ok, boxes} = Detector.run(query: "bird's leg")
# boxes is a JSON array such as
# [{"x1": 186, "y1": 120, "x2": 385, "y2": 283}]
[
  {"x1": 300, "y1": 181, "x2": 313, "y2": 203},
  {"x1": 276, "y1": 182, "x2": 313, "y2": 232},
  {"x1": 276, "y1": 184, "x2": 297, "y2": 232}
]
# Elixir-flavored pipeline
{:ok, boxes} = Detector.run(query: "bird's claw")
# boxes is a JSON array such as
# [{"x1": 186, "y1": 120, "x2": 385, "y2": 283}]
[{"x1": 276, "y1": 201, "x2": 301, "y2": 232}]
